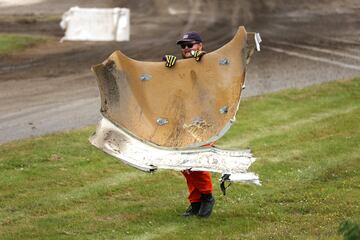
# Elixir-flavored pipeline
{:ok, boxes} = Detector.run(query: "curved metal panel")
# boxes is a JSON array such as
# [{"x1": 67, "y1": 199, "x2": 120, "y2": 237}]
[
  {"x1": 90, "y1": 117, "x2": 260, "y2": 184},
  {"x1": 92, "y1": 26, "x2": 256, "y2": 148}
]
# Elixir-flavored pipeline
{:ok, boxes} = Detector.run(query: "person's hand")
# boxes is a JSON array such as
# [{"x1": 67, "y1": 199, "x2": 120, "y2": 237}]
[
  {"x1": 162, "y1": 55, "x2": 177, "y2": 68},
  {"x1": 191, "y1": 50, "x2": 206, "y2": 61}
]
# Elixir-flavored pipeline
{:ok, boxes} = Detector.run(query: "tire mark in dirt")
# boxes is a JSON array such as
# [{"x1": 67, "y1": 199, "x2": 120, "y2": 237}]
[
  {"x1": 264, "y1": 46, "x2": 360, "y2": 71},
  {"x1": 270, "y1": 40, "x2": 360, "y2": 61}
]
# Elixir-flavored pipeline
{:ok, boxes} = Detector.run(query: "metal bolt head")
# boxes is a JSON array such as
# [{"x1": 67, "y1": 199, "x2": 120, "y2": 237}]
[
  {"x1": 219, "y1": 106, "x2": 229, "y2": 114},
  {"x1": 140, "y1": 74, "x2": 152, "y2": 81},
  {"x1": 156, "y1": 118, "x2": 168, "y2": 126},
  {"x1": 219, "y1": 58, "x2": 230, "y2": 65}
]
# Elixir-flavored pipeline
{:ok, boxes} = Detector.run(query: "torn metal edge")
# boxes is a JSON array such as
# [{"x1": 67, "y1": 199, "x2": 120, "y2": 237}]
[{"x1": 89, "y1": 117, "x2": 260, "y2": 184}]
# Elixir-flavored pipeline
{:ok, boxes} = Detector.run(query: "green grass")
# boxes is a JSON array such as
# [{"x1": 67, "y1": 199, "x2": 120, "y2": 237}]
[
  {"x1": 0, "y1": 33, "x2": 49, "y2": 55},
  {"x1": 0, "y1": 78, "x2": 359, "y2": 239}
]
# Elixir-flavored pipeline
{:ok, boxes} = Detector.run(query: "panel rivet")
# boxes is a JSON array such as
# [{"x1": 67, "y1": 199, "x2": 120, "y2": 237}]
[
  {"x1": 140, "y1": 74, "x2": 152, "y2": 81},
  {"x1": 219, "y1": 106, "x2": 228, "y2": 114},
  {"x1": 156, "y1": 118, "x2": 168, "y2": 126},
  {"x1": 219, "y1": 58, "x2": 230, "y2": 65}
]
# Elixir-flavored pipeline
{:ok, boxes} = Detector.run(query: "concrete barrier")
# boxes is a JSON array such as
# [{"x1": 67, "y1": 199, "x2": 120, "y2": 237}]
[{"x1": 60, "y1": 6, "x2": 130, "y2": 42}]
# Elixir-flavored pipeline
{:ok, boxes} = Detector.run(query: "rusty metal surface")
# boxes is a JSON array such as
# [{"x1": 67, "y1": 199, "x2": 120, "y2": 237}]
[{"x1": 91, "y1": 26, "x2": 256, "y2": 148}]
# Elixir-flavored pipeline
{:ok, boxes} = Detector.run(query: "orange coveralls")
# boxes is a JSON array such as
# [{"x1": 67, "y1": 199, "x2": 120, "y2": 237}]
[
  {"x1": 182, "y1": 142, "x2": 214, "y2": 203},
  {"x1": 182, "y1": 171, "x2": 213, "y2": 203}
]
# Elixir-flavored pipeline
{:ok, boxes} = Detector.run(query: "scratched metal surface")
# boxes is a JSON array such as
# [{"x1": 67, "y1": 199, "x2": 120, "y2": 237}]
[{"x1": 90, "y1": 117, "x2": 260, "y2": 184}]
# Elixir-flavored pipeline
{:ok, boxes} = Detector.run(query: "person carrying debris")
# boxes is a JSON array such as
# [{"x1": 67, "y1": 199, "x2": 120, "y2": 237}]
[{"x1": 163, "y1": 32, "x2": 215, "y2": 218}]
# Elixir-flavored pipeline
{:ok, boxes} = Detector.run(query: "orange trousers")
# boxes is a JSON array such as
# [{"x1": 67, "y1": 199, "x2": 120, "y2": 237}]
[
  {"x1": 182, "y1": 142, "x2": 215, "y2": 203},
  {"x1": 182, "y1": 170, "x2": 213, "y2": 203}
]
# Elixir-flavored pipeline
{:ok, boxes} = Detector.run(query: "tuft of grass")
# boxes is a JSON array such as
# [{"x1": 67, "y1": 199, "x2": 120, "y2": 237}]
[
  {"x1": 0, "y1": 78, "x2": 359, "y2": 239},
  {"x1": 338, "y1": 220, "x2": 360, "y2": 240},
  {"x1": 0, "y1": 33, "x2": 49, "y2": 55}
]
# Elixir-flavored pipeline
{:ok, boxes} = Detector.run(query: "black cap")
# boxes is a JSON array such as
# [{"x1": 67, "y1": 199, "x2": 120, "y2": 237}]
[{"x1": 176, "y1": 31, "x2": 203, "y2": 44}]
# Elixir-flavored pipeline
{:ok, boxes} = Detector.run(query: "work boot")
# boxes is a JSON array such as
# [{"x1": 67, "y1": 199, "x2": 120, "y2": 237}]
[
  {"x1": 198, "y1": 194, "x2": 215, "y2": 217},
  {"x1": 182, "y1": 202, "x2": 201, "y2": 217}
]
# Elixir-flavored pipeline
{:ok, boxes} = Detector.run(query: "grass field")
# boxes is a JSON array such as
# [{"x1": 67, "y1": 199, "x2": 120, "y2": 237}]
[
  {"x1": 0, "y1": 33, "x2": 49, "y2": 55},
  {"x1": 0, "y1": 78, "x2": 359, "y2": 239}
]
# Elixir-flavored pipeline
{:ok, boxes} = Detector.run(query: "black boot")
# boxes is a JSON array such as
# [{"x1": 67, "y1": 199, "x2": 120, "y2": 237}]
[
  {"x1": 182, "y1": 202, "x2": 201, "y2": 217},
  {"x1": 198, "y1": 194, "x2": 215, "y2": 218}
]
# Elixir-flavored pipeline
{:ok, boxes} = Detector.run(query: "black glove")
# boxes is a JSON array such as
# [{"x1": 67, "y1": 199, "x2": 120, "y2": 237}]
[
  {"x1": 163, "y1": 55, "x2": 177, "y2": 68},
  {"x1": 191, "y1": 50, "x2": 206, "y2": 61}
]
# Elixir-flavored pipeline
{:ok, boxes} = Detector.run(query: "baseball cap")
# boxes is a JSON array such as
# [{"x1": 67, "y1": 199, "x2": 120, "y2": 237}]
[{"x1": 176, "y1": 31, "x2": 203, "y2": 45}]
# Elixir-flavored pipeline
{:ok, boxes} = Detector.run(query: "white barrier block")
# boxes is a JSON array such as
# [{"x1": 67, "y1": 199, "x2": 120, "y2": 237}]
[{"x1": 60, "y1": 6, "x2": 130, "y2": 42}]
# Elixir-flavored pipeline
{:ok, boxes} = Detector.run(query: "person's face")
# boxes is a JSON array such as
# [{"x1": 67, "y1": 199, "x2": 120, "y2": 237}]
[{"x1": 180, "y1": 41, "x2": 203, "y2": 58}]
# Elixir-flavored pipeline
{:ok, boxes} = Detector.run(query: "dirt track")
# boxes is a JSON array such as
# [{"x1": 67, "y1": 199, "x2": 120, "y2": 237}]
[{"x1": 0, "y1": 0, "x2": 359, "y2": 144}]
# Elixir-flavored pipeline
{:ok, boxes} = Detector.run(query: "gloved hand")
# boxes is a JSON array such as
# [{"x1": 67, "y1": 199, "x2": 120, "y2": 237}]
[
  {"x1": 191, "y1": 50, "x2": 206, "y2": 61},
  {"x1": 162, "y1": 55, "x2": 177, "y2": 68}
]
